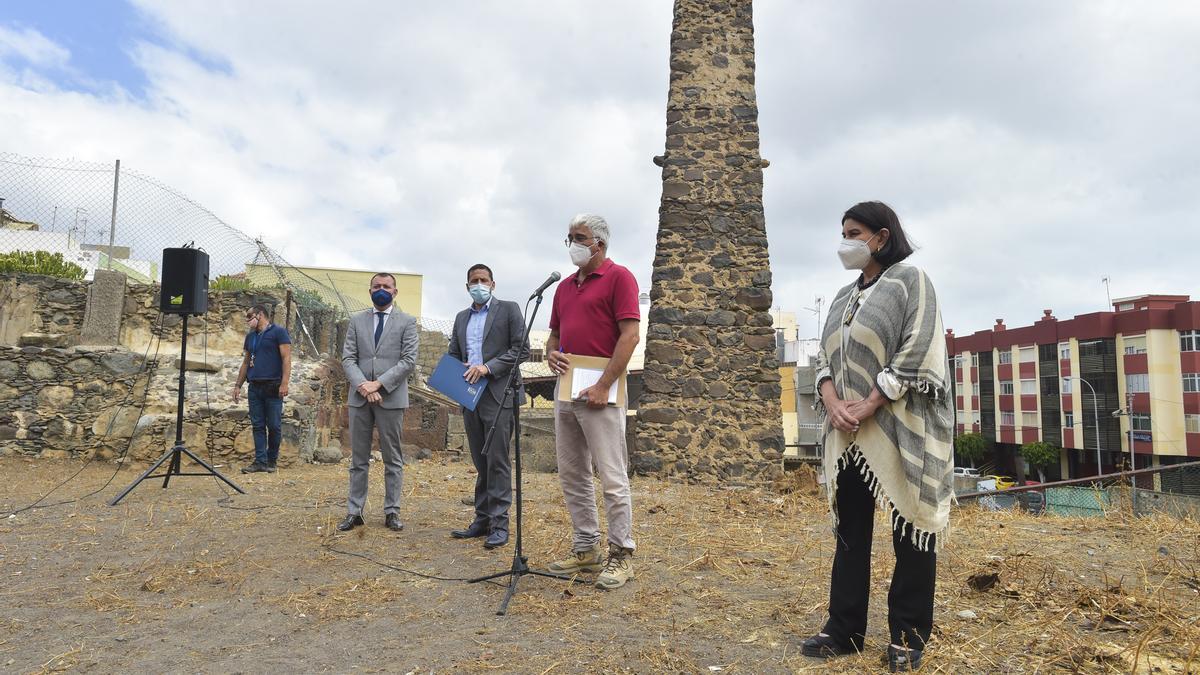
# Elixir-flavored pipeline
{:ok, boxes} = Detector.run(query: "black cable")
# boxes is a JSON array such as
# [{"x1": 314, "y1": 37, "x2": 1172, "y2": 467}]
[
  {"x1": 5, "y1": 314, "x2": 165, "y2": 516},
  {"x1": 319, "y1": 538, "x2": 505, "y2": 586}
]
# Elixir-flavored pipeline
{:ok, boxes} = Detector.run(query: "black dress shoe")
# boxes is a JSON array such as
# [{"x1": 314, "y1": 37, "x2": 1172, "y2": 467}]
[
  {"x1": 450, "y1": 523, "x2": 489, "y2": 539},
  {"x1": 887, "y1": 645, "x2": 923, "y2": 672},
  {"x1": 336, "y1": 514, "x2": 364, "y2": 531},
  {"x1": 483, "y1": 530, "x2": 509, "y2": 549},
  {"x1": 801, "y1": 633, "x2": 861, "y2": 658},
  {"x1": 385, "y1": 514, "x2": 404, "y2": 532}
]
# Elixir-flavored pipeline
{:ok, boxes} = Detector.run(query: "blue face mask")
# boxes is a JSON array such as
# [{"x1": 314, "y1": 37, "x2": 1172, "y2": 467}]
[
  {"x1": 371, "y1": 289, "x2": 393, "y2": 308},
  {"x1": 468, "y1": 284, "x2": 492, "y2": 305}
]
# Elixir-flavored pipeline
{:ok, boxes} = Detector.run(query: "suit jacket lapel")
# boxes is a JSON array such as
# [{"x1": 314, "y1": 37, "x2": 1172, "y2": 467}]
[
  {"x1": 481, "y1": 298, "x2": 498, "y2": 343},
  {"x1": 456, "y1": 310, "x2": 469, "y2": 359}
]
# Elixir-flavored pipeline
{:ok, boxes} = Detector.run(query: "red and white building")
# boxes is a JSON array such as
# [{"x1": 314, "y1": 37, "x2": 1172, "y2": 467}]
[{"x1": 946, "y1": 294, "x2": 1200, "y2": 481}]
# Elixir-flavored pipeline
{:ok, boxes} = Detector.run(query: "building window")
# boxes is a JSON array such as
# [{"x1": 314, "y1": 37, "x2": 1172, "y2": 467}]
[
  {"x1": 957, "y1": 410, "x2": 965, "y2": 421},
  {"x1": 971, "y1": 353, "x2": 979, "y2": 368},
  {"x1": 973, "y1": 411, "x2": 981, "y2": 425},
  {"x1": 1187, "y1": 414, "x2": 1200, "y2": 434},
  {"x1": 1019, "y1": 346, "x2": 1036, "y2": 363},
  {"x1": 1001, "y1": 411, "x2": 1015, "y2": 427},
  {"x1": 1184, "y1": 373, "x2": 1200, "y2": 393},
  {"x1": 954, "y1": 355, "x2": 963, "y2": 369},
  {"x1": 1064, "y1": 412, "x2": 1075, "y2": 428},
  {"x1": 1123, "y1": 335, "x2": 1147, "y2": 355},
  {"x1": 1059, "y1": 342, "x2": 1070, "y2": 360},
  {"x1": 1021, "y1": 412, "x2": 1038, "y2": 427},
  {"x1": 1020, "y1": 379, "x2": 1037, "y2": 395},
  {"x1": 1182, "y1": 330, "x2": 1200, "y2": 352},
  {"x1": 1118, "y1": 302, "x2": 1135, "y2": 311},
  {"x1": 998, "y1": 350, "x2": 1012, "y2": 364},
  {"x1": 1125, "y1": 373, "x2": 1149, "y2": 393},
  {"x1": 1131, "y1": 413, "x2": 1152, "y2": 432},
  {"x1": 1061, "y1": 378, "x2": 1073, "y2": 394},
  {"x1": 999, "y1": 381, "x2": 1015, "y2": 395},
  {"x1": 972, "y1": 382, "x2": 980, "y2": 397}
]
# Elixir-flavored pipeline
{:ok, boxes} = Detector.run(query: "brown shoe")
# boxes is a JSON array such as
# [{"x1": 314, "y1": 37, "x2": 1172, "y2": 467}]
[
  {"x1": 595, "y1": 544, "x2": 634, "y2": 590},
  {"x1": 547, "y1": 543, "x2": 604, "y2": 574}
]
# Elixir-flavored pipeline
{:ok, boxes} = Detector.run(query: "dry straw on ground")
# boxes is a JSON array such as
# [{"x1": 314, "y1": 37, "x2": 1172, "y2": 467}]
[{"x1": 1, "y1": 454, "x2": 1197, "y2": 673}]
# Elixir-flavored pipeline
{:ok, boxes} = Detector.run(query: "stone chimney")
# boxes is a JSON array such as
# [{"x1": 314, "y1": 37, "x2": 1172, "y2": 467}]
[
  {"x1": 635, "y1": 0, "x2": 783, "y2": 484},
  {"x1": 994, "y1": 319, "x2": 1006, "y2": 331},
  {"x1": 1039, "y1": 309, "x2": 1056, "y2": 322}
]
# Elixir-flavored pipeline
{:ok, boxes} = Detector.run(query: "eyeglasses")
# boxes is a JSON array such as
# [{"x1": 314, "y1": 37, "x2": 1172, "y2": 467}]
[{"x1": 564, "y1": 235, "x2": 596, "y2": 247}]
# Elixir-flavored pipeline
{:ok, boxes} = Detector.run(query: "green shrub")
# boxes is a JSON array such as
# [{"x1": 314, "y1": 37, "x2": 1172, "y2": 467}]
[
  {"x1": 954, "y1": 432, "x2": 987, "y2": 467},
  {"x1": 0, "y1": 250, "x2": 86, "y2": 280},
  {"x1": 1020, "y1": 441, "x2": 1060, "y2": 482},
  {"x1": 211, "y1": 274, "x2": 254, "y2": 291}
]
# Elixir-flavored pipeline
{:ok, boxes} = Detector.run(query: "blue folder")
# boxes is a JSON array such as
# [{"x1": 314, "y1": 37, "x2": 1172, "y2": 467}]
[{"x1": 428, "y1": 353, "x2": 487, "y2": 411}]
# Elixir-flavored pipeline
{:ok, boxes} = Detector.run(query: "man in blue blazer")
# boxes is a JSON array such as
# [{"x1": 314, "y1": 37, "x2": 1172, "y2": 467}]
[
  {"x1": 337, "y1": 272, "x2": 419, "y2": 533},
  {"x1": 446, "y1": 263, "x2": 529, "y2": 549}
]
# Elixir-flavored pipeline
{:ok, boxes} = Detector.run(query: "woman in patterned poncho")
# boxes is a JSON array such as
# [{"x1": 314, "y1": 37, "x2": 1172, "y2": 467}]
[{"x1": 801, "y1": 201, "x2": 954, "y2": 673}]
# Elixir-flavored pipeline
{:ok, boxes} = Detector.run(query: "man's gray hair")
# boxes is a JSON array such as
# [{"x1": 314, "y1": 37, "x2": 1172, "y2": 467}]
[{"x1": 569, "y1": 213, "x2": 610, "y2": 245}]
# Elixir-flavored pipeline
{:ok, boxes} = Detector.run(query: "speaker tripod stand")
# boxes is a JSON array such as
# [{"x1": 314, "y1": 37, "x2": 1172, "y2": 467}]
[
  {"x1": 109, "y1": 314, "x2": 244, "y2": 506},
  {"x1": 467, "y1": 288, "x2": 587, "y2": 615}
]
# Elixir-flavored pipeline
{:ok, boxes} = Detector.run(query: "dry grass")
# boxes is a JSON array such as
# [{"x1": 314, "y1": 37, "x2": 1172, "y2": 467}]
[{"x1": 1, "y1": 455, "x2": 1197, "y2": 673}]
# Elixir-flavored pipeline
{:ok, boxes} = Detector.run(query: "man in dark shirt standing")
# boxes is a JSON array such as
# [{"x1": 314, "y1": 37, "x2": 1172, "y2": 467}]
[{"x1": 232, "y1": 304, "x2": 292, "y2": 473}]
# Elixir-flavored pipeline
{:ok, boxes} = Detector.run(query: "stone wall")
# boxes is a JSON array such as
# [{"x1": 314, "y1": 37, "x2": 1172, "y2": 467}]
[
  {"x1": 636, "y1": 0, "x2": 784, "y2": 484},
  {"x1": 0, "y1": 274, "x2": 88, "y2": 346}
]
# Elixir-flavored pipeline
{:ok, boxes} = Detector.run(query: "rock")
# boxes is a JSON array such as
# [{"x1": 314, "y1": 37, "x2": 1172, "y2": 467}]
[
  {"x1": 956, "y1": 610, "x2": 978, "y2": 620},
  {"x1": 101, "y1": 352, "x2": 143, "y2": 376},
  {"x1": 36, "y1": 385, "x2": 75, "y2": 409},
  {"x1": 415, "y1": 447, "x2": 432, "y2": 460},
  {"x1": 26, "y1": 361, "x2": 56, "y2": 380},
  {"x1": 65, "y1": 358, "x2": 96, "y2": 374},
  {"x1": 371, "y1": 450, "x2": 382, "y2": 461},
  {"x1": 0, "y1": 360, "x2": 20, "y2": 379},
  {"x1": 314, "y1": 446, "x2": 343, "y2": 463},
  {"x1": 39, "y1": 449, "x2": 71, "y2": 460},
  {"x1": 92, "y1": 407, "x2": 143, "y2": 438},
  {"x1": 0, "y1": 383, "x2": 19, "y2": 402},
  {"x1": 638, "y1": 407, "x2": 681, "y2": 425},
  {"x1": 177, "y1": 357, "x2": 221, "y2": 374},
  {"x1": 19, "y1": 333, "x2": 69, "y2": 348}
]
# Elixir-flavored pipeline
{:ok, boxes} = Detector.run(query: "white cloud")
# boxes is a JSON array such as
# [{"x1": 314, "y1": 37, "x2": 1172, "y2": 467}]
[{"x1": 1, "y1": 1, "x2": 1198, "y2": 335}]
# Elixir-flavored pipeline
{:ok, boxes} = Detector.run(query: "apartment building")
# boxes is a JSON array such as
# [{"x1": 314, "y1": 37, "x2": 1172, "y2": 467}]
[{"x1": 946, "y1": 294, "x2": 1200, "y2": 482}]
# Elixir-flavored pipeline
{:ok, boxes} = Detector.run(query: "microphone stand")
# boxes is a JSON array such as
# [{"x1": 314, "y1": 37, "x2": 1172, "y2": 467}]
[{"x1": 468, "y1": 284, "x2": 586, "y2": 615}]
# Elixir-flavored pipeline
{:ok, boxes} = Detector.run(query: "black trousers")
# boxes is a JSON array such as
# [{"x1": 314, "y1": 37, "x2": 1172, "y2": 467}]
[
  {"x1": 823, "y1": 465, "x2": 936, "y2": 649},
  {"x1": 462, "y1": 393, "x2": 514, "y2": 534}
]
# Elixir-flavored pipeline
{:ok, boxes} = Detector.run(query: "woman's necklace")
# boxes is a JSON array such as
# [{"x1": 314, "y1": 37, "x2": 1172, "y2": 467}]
[{"x1": 857, "y1": 265, "x2": 889, "y2": 290}]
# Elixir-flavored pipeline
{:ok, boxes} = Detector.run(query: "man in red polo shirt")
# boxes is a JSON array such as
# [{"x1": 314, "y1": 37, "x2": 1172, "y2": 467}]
[{"x1": 545, "y1": 213, "x2": 641, "y2": 590}]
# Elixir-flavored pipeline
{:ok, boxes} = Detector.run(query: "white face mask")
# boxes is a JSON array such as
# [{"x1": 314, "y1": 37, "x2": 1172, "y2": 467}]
[
  {"x1": 569, "y1": 241, "x2": 595, "y2": 267},
  {"x1": 837, "y1": 233, "x2": 879, "y2": 270}
]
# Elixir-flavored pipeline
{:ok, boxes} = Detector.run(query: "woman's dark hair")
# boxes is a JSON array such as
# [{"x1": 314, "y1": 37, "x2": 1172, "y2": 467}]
[{"x1": 842, "y1": 201, "x2": 915, "y2": 266}]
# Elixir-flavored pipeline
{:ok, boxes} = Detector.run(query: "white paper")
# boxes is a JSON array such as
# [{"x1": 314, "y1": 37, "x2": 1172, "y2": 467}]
[{"x1": 570, "y1": 367, "x2": 618, "y2": 403}]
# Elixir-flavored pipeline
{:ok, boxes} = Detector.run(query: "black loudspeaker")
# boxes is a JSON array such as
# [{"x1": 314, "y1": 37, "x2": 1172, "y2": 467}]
[{"x1": 160, "y1": 247, "x2": 210, "y2": 315}]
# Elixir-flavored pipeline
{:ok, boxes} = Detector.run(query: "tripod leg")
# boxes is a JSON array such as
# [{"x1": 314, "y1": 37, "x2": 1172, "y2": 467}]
[
  {"x1": 178, "y1": 445, "x2": 246, "y2": 494},
  {"x1": 162, "y1": 446, "x2": 183, "y2": 488},
  {"x1": 108, "y1": 447, "x2": 179, "y2": 506},
  {"x1": 497, "y1": 574, "x2": 522, "y2": 616}
]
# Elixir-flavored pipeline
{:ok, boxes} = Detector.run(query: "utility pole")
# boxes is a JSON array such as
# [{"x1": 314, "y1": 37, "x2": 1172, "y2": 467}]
[
  {"x1": 1068, "y1": 376, "x2": 1104, "y2": 478},
  {"x1": 1102, "y1": 276, "x2": 1111, "y2": 310},
  {"x1": 106, "y1": 159, "x2": 120, "y2": 270}
]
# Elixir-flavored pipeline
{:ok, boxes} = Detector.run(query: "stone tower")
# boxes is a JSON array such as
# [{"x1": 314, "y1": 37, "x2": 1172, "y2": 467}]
[{"x1": 634, "y1": 0, "x2": 784, "y2": 484}]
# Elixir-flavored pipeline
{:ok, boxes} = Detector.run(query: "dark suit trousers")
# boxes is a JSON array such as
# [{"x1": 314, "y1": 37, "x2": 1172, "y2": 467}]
[
  {"x1": 824, "y1": 465, "x2": 937, "y2": 649},
  {"x1": 463, "y1": 393, "x2": 513, "y2": 533}
]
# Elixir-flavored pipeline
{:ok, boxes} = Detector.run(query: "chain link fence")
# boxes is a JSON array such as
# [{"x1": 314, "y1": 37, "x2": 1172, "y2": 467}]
[
  {"x1": 0, "y1": 152, "x2": 455, "y2": 380},
  {"x1": 965, "y1": 461, "x2": 1200, "y2": 519}
]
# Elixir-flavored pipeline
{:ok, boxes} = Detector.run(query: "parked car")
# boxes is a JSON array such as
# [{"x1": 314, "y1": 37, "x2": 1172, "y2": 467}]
[
  {"x1": 987, "y1": 475, "x2": 1017, "y2": 489},
  {"x1": 953, "y1": 467, "x2": 981, "y2": 477}
]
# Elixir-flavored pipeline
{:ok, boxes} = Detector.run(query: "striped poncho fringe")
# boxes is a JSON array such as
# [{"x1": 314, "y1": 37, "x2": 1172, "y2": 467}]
[{"x1": 817, "y1": 263, "x2": 955, "y2": 553}]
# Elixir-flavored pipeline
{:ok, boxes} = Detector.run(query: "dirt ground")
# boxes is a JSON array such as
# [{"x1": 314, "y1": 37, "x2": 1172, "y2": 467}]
[{"x1": 1, "y1": 454, "x2": 1198, "y2": 674}]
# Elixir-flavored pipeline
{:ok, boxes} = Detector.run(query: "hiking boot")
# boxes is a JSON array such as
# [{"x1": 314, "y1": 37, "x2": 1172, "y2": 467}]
[
  {"x1": 241, "y1": 462, "x2": 269, "y2": 474},
  {"x1": 595, "y1": 544, "x2": 634, "y2": 590},
  {"x1": 546, "y1": 543, "x2": 604, "y2": 574},
  {"x1": 266, "y1": 461, "x2": 277, "y2": 472}
]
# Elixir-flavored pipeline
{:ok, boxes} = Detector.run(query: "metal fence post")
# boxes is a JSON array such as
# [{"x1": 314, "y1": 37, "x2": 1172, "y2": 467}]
[{"x1": 106, "y1": 159, "x2": 120, "y2": 270}]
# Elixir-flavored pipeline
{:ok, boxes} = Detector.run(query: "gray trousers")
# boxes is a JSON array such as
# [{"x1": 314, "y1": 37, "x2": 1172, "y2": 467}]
[
  {"x1": 463, "y1": 393, "x2": 514, "y2": 533},
  {"x1": 554, "y1": 400, "x2": 635, "y2": 552},
  {"x1": 347, "y1": 404, "x2": 405, "y2": 516}
]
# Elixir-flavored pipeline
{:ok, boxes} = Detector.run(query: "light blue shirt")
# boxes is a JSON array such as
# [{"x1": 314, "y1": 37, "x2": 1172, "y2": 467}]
[{"x1": 466, "y1": 299, "x2": 491, "y2": 366}]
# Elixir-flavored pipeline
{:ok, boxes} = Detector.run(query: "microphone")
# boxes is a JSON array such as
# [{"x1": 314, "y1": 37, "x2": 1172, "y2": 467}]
[{"x1": 529, "y1": 271, "x2": 562, "y2": 299}]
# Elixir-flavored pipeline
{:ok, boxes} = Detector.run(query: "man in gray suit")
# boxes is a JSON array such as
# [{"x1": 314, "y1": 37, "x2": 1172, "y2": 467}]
[
  {"x1": 337, "y1": 272, "x2": 419, "y2": 532},
  {"x1": 447, "y1": 263, "x2": 529, "y2": 549}
]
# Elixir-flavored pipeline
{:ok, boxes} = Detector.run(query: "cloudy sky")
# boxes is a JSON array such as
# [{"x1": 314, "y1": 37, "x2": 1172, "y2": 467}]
[{"x1": 2, "y1": 1, "x2": 1198, "y2": 335}]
